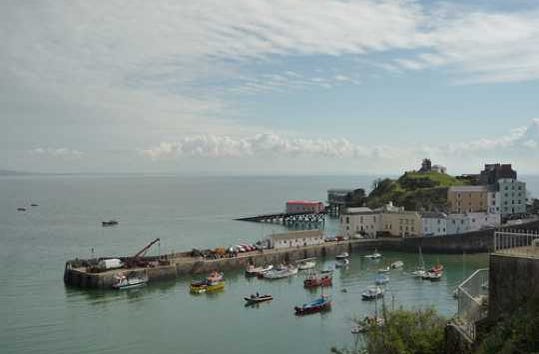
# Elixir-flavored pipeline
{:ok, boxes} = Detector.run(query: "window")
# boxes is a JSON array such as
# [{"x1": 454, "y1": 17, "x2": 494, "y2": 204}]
[{"x1": 346, "y1": 217, "x2": 349, "y2": 224}]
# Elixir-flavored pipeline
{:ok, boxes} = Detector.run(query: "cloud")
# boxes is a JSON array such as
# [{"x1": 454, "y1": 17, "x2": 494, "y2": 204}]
[
  {"x1": 30, "y1": 147, "x2": 83, "y2": 158},
  {"x1": 143, "y1": 119, "x2": 539, "y2": 164},
  {"x1": 141, "y1": 132, "x2": 398, "y2": 160}
]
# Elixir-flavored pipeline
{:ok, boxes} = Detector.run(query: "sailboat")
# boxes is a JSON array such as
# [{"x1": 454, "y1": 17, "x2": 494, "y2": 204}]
[{"x1": 411, "y1": 246, "x2": 426, "y2": 277}]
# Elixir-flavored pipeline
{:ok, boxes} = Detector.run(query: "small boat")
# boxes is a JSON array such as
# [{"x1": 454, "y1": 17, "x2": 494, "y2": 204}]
[
  {"x1": 263, "y1": 265, "x2": 298, "y2": 279},
  {"x1": 375, "y1": 274, "x2": 389, "y2": 285},
  {"x1": 335, "y1": 258, "x2": 349, "y2": 268},
  {"x1": 17, "y1": 207, "x2": 26, "y2": 212},
  {"x1": 190, "y1": 280, "x2": 208, "y2": 294},
  {"x1": 245, "y1": 264, "x2": 273, "y2": 277},
  {"x1": 422, "y1": 271, "x2": 442, "y2": 281},
  {"x1": 294, "y1": 296, "x2": 331, "y2": 315},
  {"x1": 244, "y1": 293, "x2": 273, "y2": 304},
  {"x1": 112, "y1": 272, "x2": 148, "y2": 290},
  {"x1": 361, "y1": 286, "x2": 384, "y2": 300},
  {"x1": 411, "y1": 269, "x2": 427, "y2": 277},
  {"x1": 102, "y1": 220, "x2": 119, "y2": 227},
  {"x1": 391, "y1": 260, "x2": 404, "y2": 269},
  {"x1": 304, "y1": 273, "x2": 333, "y2": 288},
  {"x1": 31, "y1": 203, "x2": 39, "y2": 207},
  {"x1": 429, "y1": 264, "x2": 444, "y2": 273},
  {"x1": 205, "y1": 281, "x2": 225, "y2": 292},
  {"x1": 365, "y1": 249, "x2": 382, "y2": 259},
  {"x1": 297, "y1": 259, "x2": 316, "y2": 270},
  {"x1": 335, "y1": 252, "x2": 349, "y2": 260},
  {"x1": 378, "y1": 266, "x2": 390, "y2": 273}
]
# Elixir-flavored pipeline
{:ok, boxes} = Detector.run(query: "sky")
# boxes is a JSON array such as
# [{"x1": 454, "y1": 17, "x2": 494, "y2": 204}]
[{"x1": 2, "y1": 0, "x2": 539, "y2": 175}]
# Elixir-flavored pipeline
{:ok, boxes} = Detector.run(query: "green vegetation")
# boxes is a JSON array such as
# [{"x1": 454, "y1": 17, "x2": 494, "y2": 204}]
[
  {"x1": 476, "y1": 298, "x2": 539, "y2": 354},
  {"x1": 331, "y1": 307, "x2": 446, "y2": 354},
  {"x1": 366, "y1": 171, "x2": 469, "y2": 211}
]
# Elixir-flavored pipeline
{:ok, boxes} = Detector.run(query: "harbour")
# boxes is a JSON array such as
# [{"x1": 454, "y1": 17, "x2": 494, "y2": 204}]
[{"x1": 3, "y1": 174, "x2": 539, "y2": 354}]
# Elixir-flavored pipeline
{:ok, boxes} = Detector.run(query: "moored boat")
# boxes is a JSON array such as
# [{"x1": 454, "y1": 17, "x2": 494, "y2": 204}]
[
  {"x1": 297, "y1": 259, "x2": 316, "y2": 270},
  {"x1": 190, "y1": 280, "x2": 208, "y2": 294},
  {"x1": 361, "y1": 286, "x2": 384, "y2": 300},
  {"x1": 102, "y1": 220, "x2": 119, "y2": 227},
  {"x1": 335, "y1": 258, "x2": 349, "y2": 268},
  {"x1": 263, "y1": 265, "x2": 298, "y2": 279},
  {"x1": 391, "y1": 260, "x2": 404, "y2": 269},
  {"x1": 378, "y1": 266, "x2": 390, "y2": 273},
  {"x1": 245, "y1": 264, "x2": 273, "y2": 277},
  {"x1": 365, "y1": 249, "x2": 382, "y2": 259},
  {"x1": 335, "y1": 252, "x2": 349, "y2": 260},
  {"x1": 304, "y1": 272, "x2": 333, "y2": 288},
  {"x1": 351, "y1": 316, "x2": 385, "y2": 334},
  {"x1": 112, "y1": 272, "x2": 148, "y2": 290},
  {"x1": 206, "y1": 281, "x2": 225, "y2": 292},
  {"x1": 294, "y1": 296, "x2": 331, "y2": 315},
  {"x1": 244, "y1": 293, "x2": 273, "y2": 304}
]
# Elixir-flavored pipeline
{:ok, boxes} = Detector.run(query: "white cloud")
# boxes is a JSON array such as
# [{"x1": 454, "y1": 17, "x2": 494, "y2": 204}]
[
  {"x1": 142, "y1": 132, "x2": 398, "y2": 160},
  {"x1": 142, "y1": 119, "x2": 539, "y2": 166},
  {"x1": 30, "y1": 147, "x2": 83, "y2": 158}
]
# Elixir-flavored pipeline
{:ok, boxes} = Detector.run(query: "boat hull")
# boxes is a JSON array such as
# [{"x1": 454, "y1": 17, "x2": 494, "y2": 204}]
[
  {"x1": 244, "y1": 296, "x2": 273, "y2": 304},
  {"x1": 294, "y1": 300, "x2": 331, "y2": 316}
]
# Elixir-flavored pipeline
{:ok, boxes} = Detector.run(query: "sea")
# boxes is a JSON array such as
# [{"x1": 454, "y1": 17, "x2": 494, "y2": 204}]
[{"x1": 1, "y1": 174, "x2": 538, "y2": 354}]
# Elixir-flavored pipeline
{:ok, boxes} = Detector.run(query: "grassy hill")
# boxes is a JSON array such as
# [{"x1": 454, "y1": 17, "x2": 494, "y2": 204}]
[{"x1": 366, "y1": 171, "x2": 469, "y2": 211}]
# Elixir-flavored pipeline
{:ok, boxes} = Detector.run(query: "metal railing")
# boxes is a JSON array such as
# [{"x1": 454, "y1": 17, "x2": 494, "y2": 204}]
[
  {"x1": 494, "y1": 230, "x2": 539, "y2": 258},
  {"x1": 456, "y1": 268, "x2": 489, "y2": 340}
]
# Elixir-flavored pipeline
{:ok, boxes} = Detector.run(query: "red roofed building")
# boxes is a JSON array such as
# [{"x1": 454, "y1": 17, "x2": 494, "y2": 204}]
[{"x1": 286, "y1": 200, "x2": 325, "y2": 214}]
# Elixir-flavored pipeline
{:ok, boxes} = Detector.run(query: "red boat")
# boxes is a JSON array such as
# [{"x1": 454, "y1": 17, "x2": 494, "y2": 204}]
[
  {"x1": 294, "y1": 296, "x2": 331, "y2": 315},
  {"x1": 304, "y1": 273, "x2": 333, "y2": 288},
  {"x1": 429, "y1": 264, "x2": 444, "y2": 273}
]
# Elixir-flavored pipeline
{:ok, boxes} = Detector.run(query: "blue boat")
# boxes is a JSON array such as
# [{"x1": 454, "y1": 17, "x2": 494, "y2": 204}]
[
  {"x1": 375, "y1": 274, "x2": 389, "y2": 285},
  {"x1": 294, "y1": 296, "x2": 331, "y2": 315}
]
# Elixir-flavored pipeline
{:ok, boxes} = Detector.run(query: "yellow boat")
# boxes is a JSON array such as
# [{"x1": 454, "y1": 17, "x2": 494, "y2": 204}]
[
  {"x1": 190, "y1": 280, "x2": 208, "y2": 294},
  {"x1": 205, "y1": 281, "x2": 225, "y2": 292}
]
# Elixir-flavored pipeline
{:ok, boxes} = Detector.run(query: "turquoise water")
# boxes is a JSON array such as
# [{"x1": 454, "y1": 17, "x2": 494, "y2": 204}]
[{"x1": 1, "y1": 175, "x2": 537, "y2": 354}]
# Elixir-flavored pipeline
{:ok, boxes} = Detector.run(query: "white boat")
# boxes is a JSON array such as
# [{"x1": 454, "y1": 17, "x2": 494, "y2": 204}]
[
  {"x1": 335, "y1": 258, "x2": 349, "y2": 268},
  {"x1": 335, "y1": 252, "x2": 349, "y2": 260},
  {"x1": 411, "y1": 269, "x2": 427, "y2": 277},
  {"x1": 422, "y1": 270, "x2": 443, "y2": 281},
  {"x1": 263, "y1": 265, "x2": 298, "y2": 279},
  {"x1": 391, "y1": 260, "x2": 404, "y2": 269},
  {"x1": 297, "y1": 259, "x2": 316, "y2": 270},
  {"x1": 378, "y1": 266, "x2": 390, "y2": 273},
  {"x1": 365, "y1": 249, "x2": 382, "y2": 259},
  {"x1": 245, "y1": 264, "x2": 273, "y2": 277},
  {"x1": 112, "y1": 272, "x2": 148, "y2": 290},
  {"x1": 361, "y1": 286, "x2": 384, "y2": 300}
]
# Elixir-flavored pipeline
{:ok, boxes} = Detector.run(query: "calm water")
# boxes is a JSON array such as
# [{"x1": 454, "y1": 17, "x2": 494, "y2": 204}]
[{"x1": 1, "y1": 175, "x2": 538, "y2": 354}]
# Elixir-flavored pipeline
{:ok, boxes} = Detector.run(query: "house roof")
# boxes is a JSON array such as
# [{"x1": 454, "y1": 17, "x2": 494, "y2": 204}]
[
  {"x1": 286, "y1": 200, "x2": 323, "y2": 205},
  {"x1": 448, "y1": 186, "x2": 487, "y2": 192},
  {"x1": 344, "y1": 207, "x2": 374, "y2": 215},
  {"x1": 269, "y1": 230, "x2": 323, "y2": 241},
  {"x1": 421, "y1": 212, "x2": 447, "y2": 219}
]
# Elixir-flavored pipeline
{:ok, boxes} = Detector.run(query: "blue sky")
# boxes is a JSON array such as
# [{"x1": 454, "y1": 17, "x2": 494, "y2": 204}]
[{"x1": 1, "y1": 0, "x2": 539, "y2": 174}]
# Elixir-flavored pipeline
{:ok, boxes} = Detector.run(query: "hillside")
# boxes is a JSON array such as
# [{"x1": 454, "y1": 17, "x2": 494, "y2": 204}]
[{"x1": 366, "y1": 171, "x2": 469, "y2": 211}]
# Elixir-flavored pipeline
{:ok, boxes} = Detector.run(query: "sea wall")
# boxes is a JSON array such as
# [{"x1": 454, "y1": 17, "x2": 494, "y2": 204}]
[
  {"x1": 400, "y1": 220, "x2": 539, "y2": 254},
  {"x1": 487, "y1": 253, "x2": 539, "y2": 320}
]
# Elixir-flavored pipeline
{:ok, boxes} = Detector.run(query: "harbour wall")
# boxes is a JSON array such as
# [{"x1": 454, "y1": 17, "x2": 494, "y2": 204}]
[
  {"x1": 487, "y1": 253, "x2": 539, "y2": 321},
  {"x1": 64, "y1": 220, "x2": 539, "y2": 289}
]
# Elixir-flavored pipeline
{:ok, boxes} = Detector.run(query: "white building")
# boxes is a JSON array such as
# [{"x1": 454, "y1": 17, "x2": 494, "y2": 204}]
[
  {"x1": 340, "y1": 207, "x2": 379, "y2": 239},
  {"x1": 421, "y1": 212, "x2": 447, "y2": 236},
  {"x1": 496, "y1": 178, "x2": 527, "y2": 215},
  {"x1": 446, "y1": 214, "x2": 471, "y2": 235},
  {"x1": 467, "y1": 212, "x2": 501, "y2": 231},
  {"x1": 446, "y1": 212, "x2": 501, "y2": 235},
  {"x1": 268, "y1": 230, "x2": 324, "y2": 249}
]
